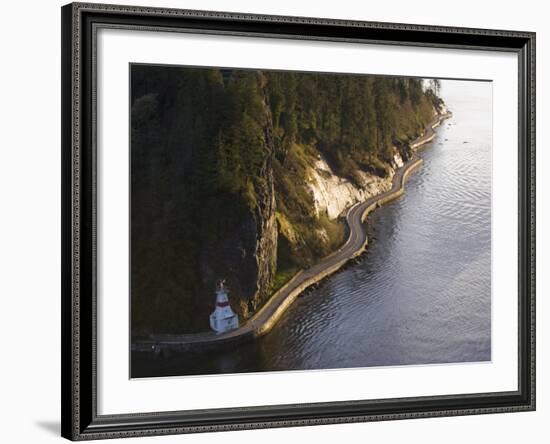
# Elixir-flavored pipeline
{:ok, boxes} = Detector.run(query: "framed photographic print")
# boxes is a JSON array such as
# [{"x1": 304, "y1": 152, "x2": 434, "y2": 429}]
[{"x1": 61, "y1": 2, "x2": 536, "y2": 440}]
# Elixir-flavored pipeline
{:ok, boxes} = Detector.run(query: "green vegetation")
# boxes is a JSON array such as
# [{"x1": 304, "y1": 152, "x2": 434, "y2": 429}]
[
  {"x1": 267, "y1": 72, "x2": 434, "y2": 179},
  {"x1": 131, "y1": 65, "x2": 441, "y2": 335},
  {"x1": 270, "y1": 266, "x2": 300, "y2": 294},
  {"x1": 266, "y1": 72, "x2": 436, "y2": 277}
]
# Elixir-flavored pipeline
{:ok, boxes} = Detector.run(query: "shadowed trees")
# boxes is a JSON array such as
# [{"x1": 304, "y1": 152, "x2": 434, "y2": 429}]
[{"x1": 131, "y1": 66, "x2": 439, "y2": 334}]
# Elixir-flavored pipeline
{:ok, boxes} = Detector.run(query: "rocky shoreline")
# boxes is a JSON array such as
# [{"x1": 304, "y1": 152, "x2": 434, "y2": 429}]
[{"x1": 132, "y1": 109, "x2": 452, "y2": 355}]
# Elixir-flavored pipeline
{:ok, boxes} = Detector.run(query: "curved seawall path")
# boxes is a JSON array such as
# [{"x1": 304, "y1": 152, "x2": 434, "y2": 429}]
[{"x1": 133, "y1": 111, "x2": 452, "y2": 354}]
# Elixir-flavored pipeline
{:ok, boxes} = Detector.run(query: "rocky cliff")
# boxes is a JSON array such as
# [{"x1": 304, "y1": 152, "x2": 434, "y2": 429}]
[
  {"x1": 130, "y1": 65, "x2": 443, "y2": 335},
  {"x1": 131, "y1": 67, "x2": 282, "y2": 333},
  {"x1": 307, "y1": 154, "x2": 400, "y2": 220},
  {"x1": 199, "y1": 89, "x2": 278, "y2": 320}
]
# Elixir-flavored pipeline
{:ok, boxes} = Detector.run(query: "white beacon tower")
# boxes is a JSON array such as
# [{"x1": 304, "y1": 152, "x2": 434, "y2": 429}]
[{"x1": 209, "y1": 280, "x2": 239, "y2": 334}]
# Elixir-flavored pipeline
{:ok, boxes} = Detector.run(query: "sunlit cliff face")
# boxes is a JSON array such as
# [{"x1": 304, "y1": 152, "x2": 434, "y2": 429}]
[{"x1": 307, "y1": 154, "x2": 399, "y2": 220}]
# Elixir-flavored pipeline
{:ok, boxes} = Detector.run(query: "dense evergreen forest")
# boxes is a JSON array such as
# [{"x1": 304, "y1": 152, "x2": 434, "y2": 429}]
[{"x1": 131, "y1": 65, "x2": 441, "y2": 335}]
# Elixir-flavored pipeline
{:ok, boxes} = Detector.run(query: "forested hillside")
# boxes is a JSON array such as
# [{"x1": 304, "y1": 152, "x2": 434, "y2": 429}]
[{"x1": 131, "y1": 65, "x2": 441, "y2": 335}]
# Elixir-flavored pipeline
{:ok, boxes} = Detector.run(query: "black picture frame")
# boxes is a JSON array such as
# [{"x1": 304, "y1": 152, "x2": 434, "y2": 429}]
[{"x1": 61, "y1": 2, "x2": 536, "y2": 440}]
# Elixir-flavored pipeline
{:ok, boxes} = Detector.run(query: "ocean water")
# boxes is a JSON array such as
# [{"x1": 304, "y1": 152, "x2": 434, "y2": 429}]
[{"x1": 132, "y1": 79, "x2": 492, "y2": 377}]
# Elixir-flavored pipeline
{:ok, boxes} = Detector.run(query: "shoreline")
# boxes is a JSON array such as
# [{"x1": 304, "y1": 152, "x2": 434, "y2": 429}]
[{"x1": 133, "y1": 110, "x2": 452, "y2": 355}]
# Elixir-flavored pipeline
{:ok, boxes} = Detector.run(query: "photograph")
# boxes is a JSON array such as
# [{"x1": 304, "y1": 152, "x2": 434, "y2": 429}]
[
  {"x1": 0, "y1": 0, "x2": 543, "y2": 439},
  {"x1": 129, "y1": 65, "x2": 492, "y2": 378},
  {"x1": 57, "y1": 1, "x2": 536, "y2": 439}
]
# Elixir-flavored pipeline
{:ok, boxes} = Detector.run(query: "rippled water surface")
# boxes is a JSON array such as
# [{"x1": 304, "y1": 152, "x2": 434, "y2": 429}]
[{"x1": 133, "y1": 80, "x2": 492, "y2": 377}]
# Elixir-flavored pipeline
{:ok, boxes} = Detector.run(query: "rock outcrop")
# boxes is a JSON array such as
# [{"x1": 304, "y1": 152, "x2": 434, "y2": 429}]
[
  {"x1": 199, "y1": 84, "x2": 278, "y2": 321},
  {"x1": 307, "y1": 153, "x2": 404, "y2": 220},
  {"x1": 130, "y1": 65, "x2": 445, "y2": 335}
]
